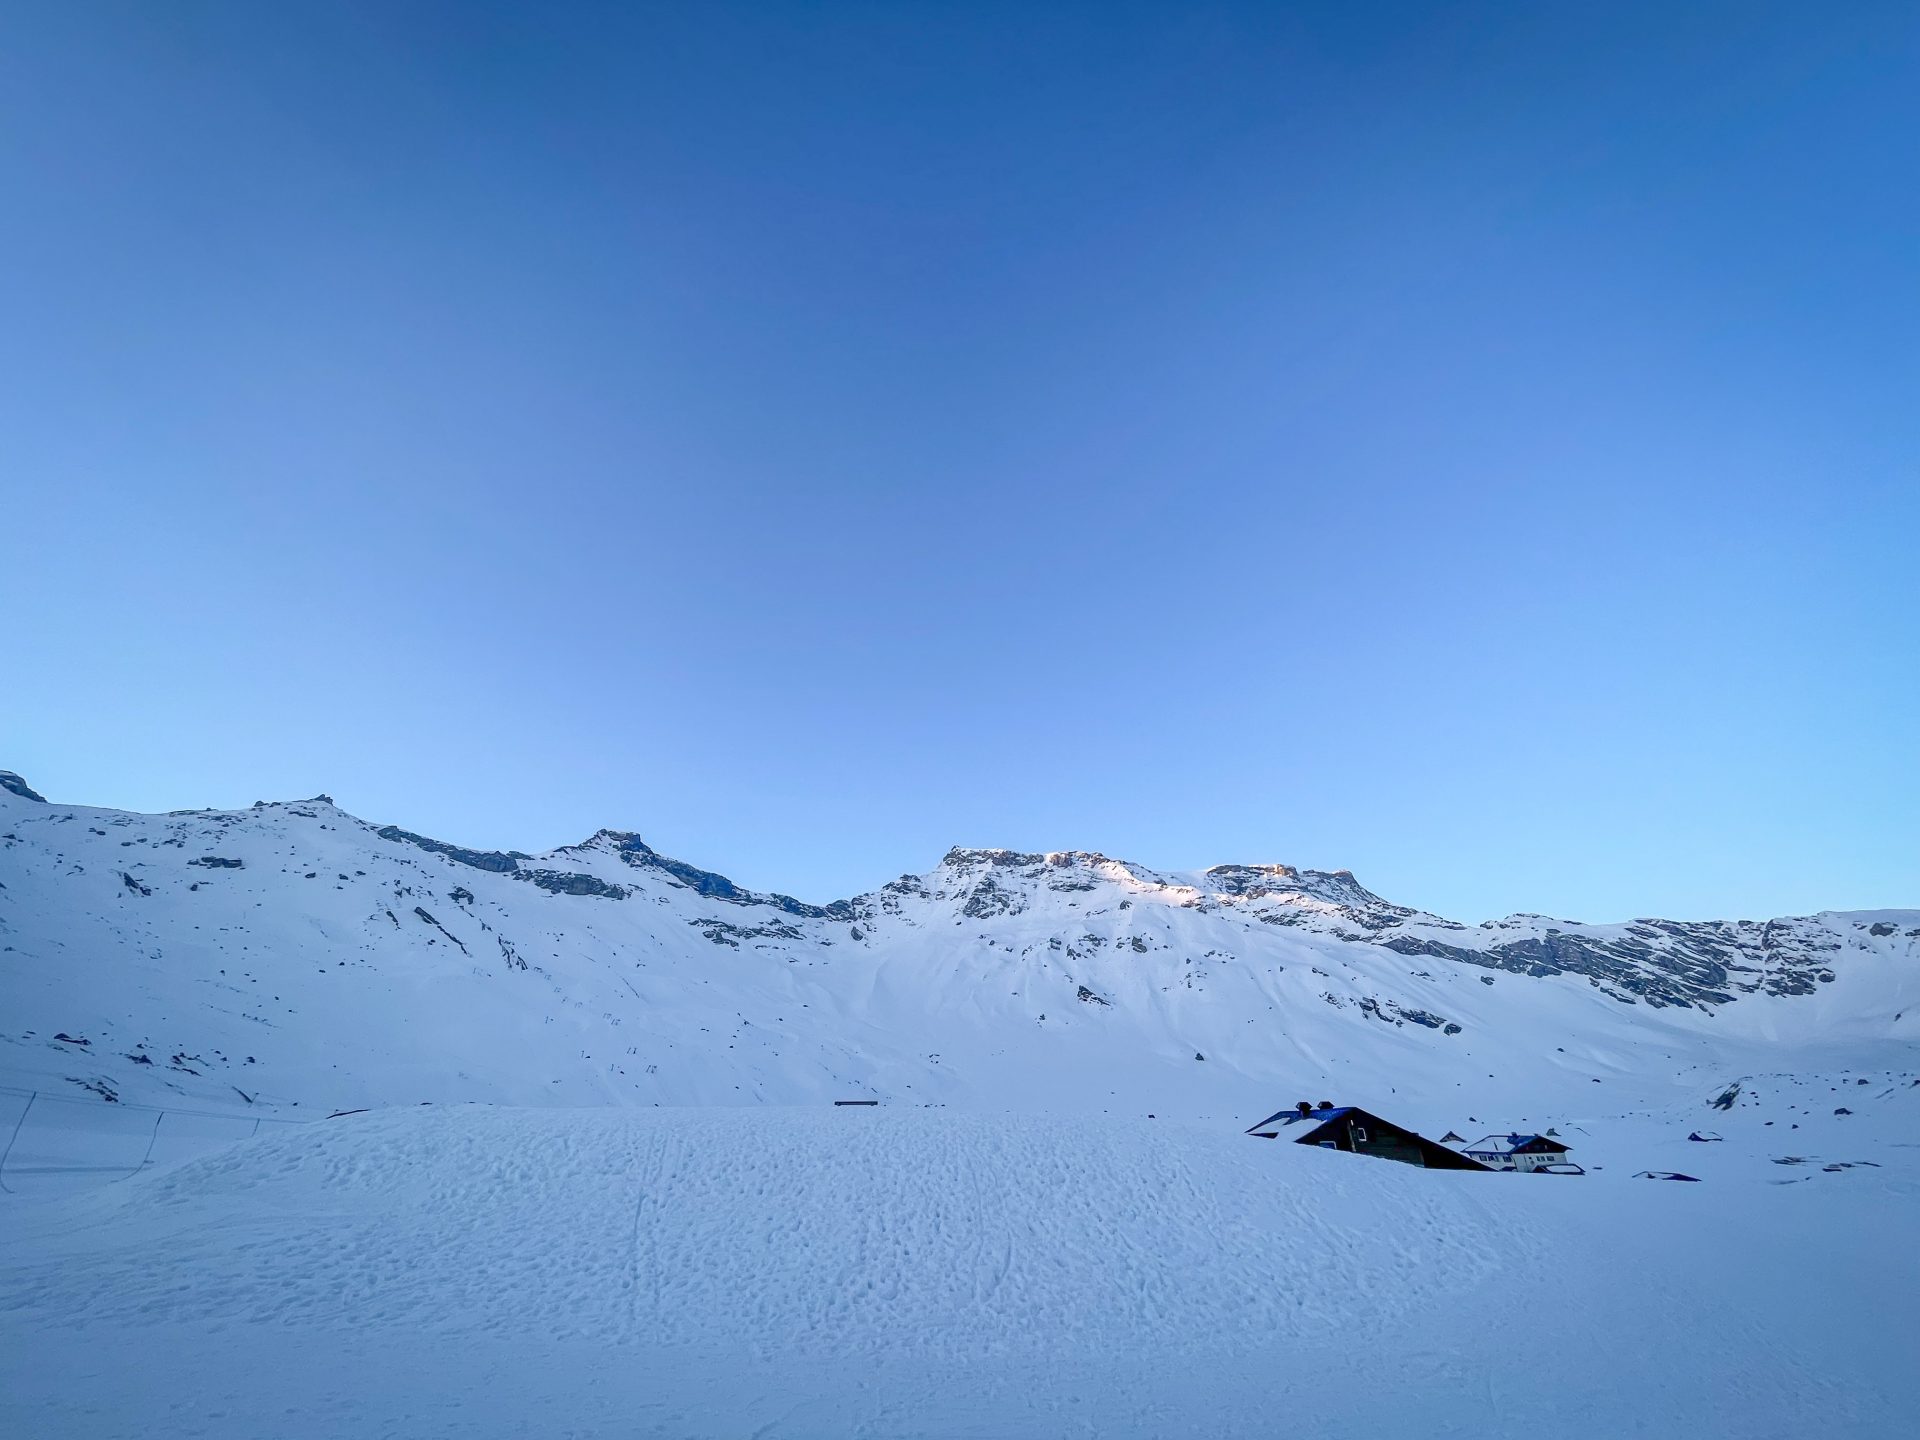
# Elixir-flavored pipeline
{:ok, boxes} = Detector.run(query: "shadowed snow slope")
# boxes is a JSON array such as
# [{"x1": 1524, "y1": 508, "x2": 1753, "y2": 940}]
[{"x1": 1, "y1": 1106, "x2": 1915, "y2": 1439}]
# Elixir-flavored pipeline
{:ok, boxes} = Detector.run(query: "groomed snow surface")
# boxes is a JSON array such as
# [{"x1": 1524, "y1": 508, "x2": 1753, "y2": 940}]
[{"x1": 3, "y1": 1105, "x2": 1915, "y2": 1438}]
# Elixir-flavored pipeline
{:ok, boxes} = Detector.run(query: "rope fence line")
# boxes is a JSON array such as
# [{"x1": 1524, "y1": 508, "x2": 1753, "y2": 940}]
[
  {"x1": 0, "y1": 1090, "x2": 36, "y2": 1196},
  {"x1": 0, "y1": 1081, "x2": 313, "y2": 1128},
  {"x1": 0, "y1": 1083, "x2": 313, "y2": 1195}
]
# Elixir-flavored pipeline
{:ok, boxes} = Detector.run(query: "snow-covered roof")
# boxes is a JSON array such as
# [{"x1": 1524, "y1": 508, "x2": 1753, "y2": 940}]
[
  {"x1": 1247, "y1": 1106, "x2": 1353, "y2": 1135},
  {"x1": 1464, "y1": 1133, "x2": 1569, "y2": 1154}
]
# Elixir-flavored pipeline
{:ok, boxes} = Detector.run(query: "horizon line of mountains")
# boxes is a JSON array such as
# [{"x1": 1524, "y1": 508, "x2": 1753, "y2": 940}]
[{"x1": 5, "y1": 767, "x2": 1912, "y2": 1015}]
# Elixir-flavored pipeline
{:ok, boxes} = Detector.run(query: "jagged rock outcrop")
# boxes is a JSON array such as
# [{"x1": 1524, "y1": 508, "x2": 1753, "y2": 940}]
[{"x1": 0, "y1": 771, "x2": 46, "y2": 803}]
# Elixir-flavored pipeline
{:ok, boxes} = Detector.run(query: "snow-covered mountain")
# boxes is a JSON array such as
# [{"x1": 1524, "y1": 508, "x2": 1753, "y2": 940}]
[
  {"x1": 4, "y1": 771, "x2": 1913, "y2": 1131},
  {"x1": 5, "y1": 771, "x2": 1918, "y2": 1439}
]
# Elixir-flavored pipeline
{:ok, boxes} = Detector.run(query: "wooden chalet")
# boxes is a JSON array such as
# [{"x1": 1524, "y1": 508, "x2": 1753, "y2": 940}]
[
  {"x1": 1246, "y1": 1102, "x2": 1492, "y2": 1171},
  {"x1": 1461, "y1": 1133, "x2": 1573, "y2": 1172}
]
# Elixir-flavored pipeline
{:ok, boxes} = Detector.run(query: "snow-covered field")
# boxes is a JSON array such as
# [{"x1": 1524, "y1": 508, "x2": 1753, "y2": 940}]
[{"x1": 3, "y1": 1104, "x2": 1916, "y2": 1439}]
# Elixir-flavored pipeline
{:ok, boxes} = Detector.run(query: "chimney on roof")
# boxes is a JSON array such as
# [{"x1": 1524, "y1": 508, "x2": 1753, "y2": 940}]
[
  {"x1": 1318, "y1": 1100, "x2": 1333, "y2": 1110},
  {"x1": 1295, "y1": 1101, "x2": 1314, "y2": 1117}
]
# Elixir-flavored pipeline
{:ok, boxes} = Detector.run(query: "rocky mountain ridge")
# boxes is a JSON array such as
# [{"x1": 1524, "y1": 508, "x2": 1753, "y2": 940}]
[{"x1": 1, "y1": 772, "x2": 1913, "y2": 1125}]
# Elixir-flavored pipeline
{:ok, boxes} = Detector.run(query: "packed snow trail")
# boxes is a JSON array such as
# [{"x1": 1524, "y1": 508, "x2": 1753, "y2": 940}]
[{"x1": 2, "y1": 1106, "x2": 1914, "y2": 1438}]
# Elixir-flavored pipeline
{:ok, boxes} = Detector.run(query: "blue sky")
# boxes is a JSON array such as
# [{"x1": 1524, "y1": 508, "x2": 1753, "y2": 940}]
[{"x1": 3, "y1": 1, "x2": 1915, "y2": 921}]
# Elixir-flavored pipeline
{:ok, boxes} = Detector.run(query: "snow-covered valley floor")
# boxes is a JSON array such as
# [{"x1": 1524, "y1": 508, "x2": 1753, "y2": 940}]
[{"x1": 3, "y1": 1104, "x2": 1915, "y2": 1439}]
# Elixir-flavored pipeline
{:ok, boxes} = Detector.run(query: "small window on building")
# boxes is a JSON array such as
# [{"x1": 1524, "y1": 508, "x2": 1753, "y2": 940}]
[{"x1": 1353, "y1": 1127, "x2": 1369, "y2": 1142}]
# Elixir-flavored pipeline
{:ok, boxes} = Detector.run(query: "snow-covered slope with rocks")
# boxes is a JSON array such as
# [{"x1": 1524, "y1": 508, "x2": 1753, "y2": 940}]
[{"x1": 3, "y1": 772, "x2": 1913, "y2": 1133}]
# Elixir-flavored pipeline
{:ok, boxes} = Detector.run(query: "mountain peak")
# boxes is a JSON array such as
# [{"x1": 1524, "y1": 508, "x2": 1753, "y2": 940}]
[{"x1": 1201, "y1": 862, "x2": 1392, "y2": 911}]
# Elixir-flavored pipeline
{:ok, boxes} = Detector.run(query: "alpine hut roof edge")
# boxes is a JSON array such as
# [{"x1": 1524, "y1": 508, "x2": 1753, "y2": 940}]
[{"x1": 1246, "y1": 1104, "x2": 1493, "y2": 1172}]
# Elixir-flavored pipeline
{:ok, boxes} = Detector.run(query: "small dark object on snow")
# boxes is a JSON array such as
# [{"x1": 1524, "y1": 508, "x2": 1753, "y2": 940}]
[
  {"x1": 1688, "y1": 1131, "x2": 1724, "y2": 1142},
  {"x1": 834, "y1": 1100, "x2": 879, "y2": 1107},
  {"x1": 1634, "y1": 1171, "x2": 1702, "y2": 1182},
  {"x1": 1834, "y1": 1107, "x2": 1852, "y2": 1115}
]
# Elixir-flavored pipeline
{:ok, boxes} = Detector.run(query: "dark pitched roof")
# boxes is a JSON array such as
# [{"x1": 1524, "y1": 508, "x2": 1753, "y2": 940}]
[{"x1": 1246, "y1": 1106, "x2": 1351, "y2": 1134}]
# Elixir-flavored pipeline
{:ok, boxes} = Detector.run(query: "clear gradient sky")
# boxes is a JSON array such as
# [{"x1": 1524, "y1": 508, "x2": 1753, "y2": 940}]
[{"x1": 3, "y1": 1, "x2": 1915, "y2": 922}]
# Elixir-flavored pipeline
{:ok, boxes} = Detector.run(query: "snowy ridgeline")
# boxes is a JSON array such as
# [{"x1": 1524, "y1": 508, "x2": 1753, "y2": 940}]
[
  {"x1": 1, "y1": 1105, "x2": 1916, "y2": 1439},
  {"x1": 2, "y1": 778, "x2": 1915, "y2": 1136}
]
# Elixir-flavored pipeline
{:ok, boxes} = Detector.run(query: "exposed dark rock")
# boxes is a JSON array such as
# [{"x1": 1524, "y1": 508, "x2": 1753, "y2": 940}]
[
  {"x1": 690, "y1": 917, "x2": 806, "y2": 947},
  {"x1": 1206, "y1": 863, "x2": 1409, "y2": 926},
  {"x1": 0, "y1": 770, "x2": 47, "y2": 802},
  {"x1": 521, "y1": 870, "x2": 626, "y2": 900},
  {"x1": 596, "y1": 831, "x2": 851, "y2": 919},
  {"x1": 961, "y1": 876, "x2": 1025, "y2": 920},
  {"x1": 189, "y1": 856, "x2": 245, "y2": 869},
  {"x1": 412, "y1": 906, "x2": 469, "y2": 953},
  {"x1": 375, "y1": 826, "x2": 525, "y2": 873}
]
